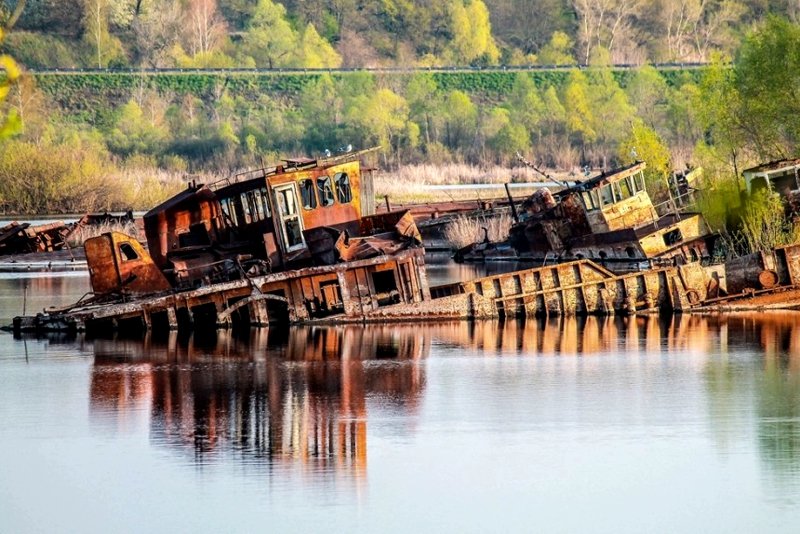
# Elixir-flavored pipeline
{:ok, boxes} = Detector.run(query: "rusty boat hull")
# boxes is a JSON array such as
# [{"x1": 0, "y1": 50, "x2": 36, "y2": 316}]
[{"x1": 14, "y1": 243, "x2": 800, "y2": 334}]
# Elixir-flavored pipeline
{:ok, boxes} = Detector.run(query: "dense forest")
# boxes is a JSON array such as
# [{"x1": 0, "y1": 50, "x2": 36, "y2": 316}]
[
  {"x1": 1, "y1": 0, "x2": 800, "y2": 249},
  {"x1": 2, "y1": 0, "x2": 799, "y2": 68}
]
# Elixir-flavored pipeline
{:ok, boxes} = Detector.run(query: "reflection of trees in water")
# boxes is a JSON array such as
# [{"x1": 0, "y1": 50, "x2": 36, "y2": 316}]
[
  {"x1": 701, "y1": 312, "x2": 800, "y2": 502},
  {"x1": 89, "y1": 325, "x2": 427, "y2": 484},
  {"x1": 431, "y1": 312, "x2": 800, "y2": 501}
]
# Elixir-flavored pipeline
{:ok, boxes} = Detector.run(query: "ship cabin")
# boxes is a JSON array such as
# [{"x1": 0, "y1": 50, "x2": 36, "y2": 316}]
[
  {"x1": 143, "y1": 152, "x2": 380, "y2": 286},
  {"x1": 573, "y1": 162, "x2": 656, "y2": 233},
  {"x1": 512, "y1": 162, "x2": 714, "y2": 267},
  {"x1": 743, "y1": 158, "x2": 800, "y2": 197}
]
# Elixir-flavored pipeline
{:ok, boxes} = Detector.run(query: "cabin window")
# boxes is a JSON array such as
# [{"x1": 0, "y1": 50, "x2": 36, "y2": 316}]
[
  {"x1": 220, "y1": 197, "x2": 239, "y2": 226},
  {"x1": 119, "y1": 243, "x2": 138, "y2": 261},
  {"x1": 616, "y1": 177, "x2": 633, "y2": 200},
  {"x1": 299, "y1": 179, "x2": 317, "y2": 209},
  {"x1": 239, "y1": 188, "x2": 270, "y2": 224},
  {"x1": 257, "y1": 187, "x2": 270, "y2": 219},
  {"x1": 581, "y1": 191, "x2": 598, "y2": 211},
  {"x1": 663, "y1": 228, "x2": 683, "y2": 246},
  {"x1": 275, "y1": 186, "x2": 304, "y2": 249},
  {"x1": 633, "y1": 172, "x2": 645, "y2": 193},
  {"x1": 334, "y1": 172, "x2": 352, "y2": 203},
  {"x1": 600, "y1": 184, "x2": 615, "y2": 205},
  {"x1": 285, "y1": 219, "x2": 303, "y2": 247},
  {"x1": 240, "y1": 192, "x2": 254, "y2": 224},
  {"x1": 317, "y1": 176, "x2": 336, "y2": 206}
]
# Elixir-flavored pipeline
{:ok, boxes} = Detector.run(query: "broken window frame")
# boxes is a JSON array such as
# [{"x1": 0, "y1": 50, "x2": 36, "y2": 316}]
[
  {"x1": 317, "y1": 175, "x2": 336, "y2": 207},
  {"x1": 219, "y1": 197, "x2": 239, "y2": 226},
  {"x1": 633, "y1": 172, "x2": 645, "y2": 193},
  {"x1": 600, "y1": 184, "x2": 615, "y2": 206},
  {"x1": 334, "y1": 172, "x2": 352, "y2": 203},
  {"x1": 299, "y1": 179, "x2": 317, "y2": 210},
  {"x1": 616, "y1": 177, "x2": 633, "y2": 201},
  {"x1": 581, "y1": 191, "x2": 599, "y2": 211},
  {"x1": 240, "y1": 192, "x2": 254, "y2": 224},
  {"x1": 663, "y1": 228, "x2": 683, "y2": 246}
]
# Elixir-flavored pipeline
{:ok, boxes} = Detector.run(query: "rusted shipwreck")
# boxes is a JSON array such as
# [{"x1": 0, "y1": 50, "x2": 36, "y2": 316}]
[
  {"x1": 0, "y1": 220, "x2": 71, "y2": 255},
  {"x1": 13, "y1": 239, "x2": 800, "y2": 334},
  {"x1": 457, "y1": 162, "x2": 715, "y2": 268},
  {"x1": 12, "y1": 153, "x2": 800, "y2": 335},
  {"x1": 0, "y1": 211, "x2": 137, "y2": 259}
]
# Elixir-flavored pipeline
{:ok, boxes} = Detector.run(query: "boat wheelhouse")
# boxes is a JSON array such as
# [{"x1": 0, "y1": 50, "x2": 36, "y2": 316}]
[
  {"x1": 505, "y1": 162, "x2": 715, "y2": 267},
  {"x1": 139, "y1": 149, "x2": 417, "y2": 289}
]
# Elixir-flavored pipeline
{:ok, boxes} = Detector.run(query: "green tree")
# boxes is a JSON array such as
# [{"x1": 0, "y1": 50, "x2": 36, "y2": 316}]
[
  {"x1": 405, "y1": 73, "x2": 441, "y2": 145},
  {"x1": 540, "y1": 85, "x2": 566, "y2": 138},
  {"x1": 537, "y1": 31, "x2": 576, "y2": 65},
  {"x1": 506, "y1": 74, "x2": 544, "y2": 137},
  {"x1": 696, "y1": 55, "x2": 746, "y2": 175},
  {"x1": 486, "y1": 107, "x2": 530, "y2": 157},
  {"x1": 618, "y1": 119, "x2": 671, "y2": 189},
  {"x1": 440, "y1": 89, "x2": 477, "y2": 150},
  {"x1": 347, "y1": 88, "x2": 416, "y2": 158},
  {"x1": 83, "y1": 0, "x2": 125, "y2": 67},
  {"x1": 243, "y1": 0, "x2": 296, "y2": 68},
  {"x1": 299, "y1": 74, "x2": 344, "y2": 151},
  {"x1": 0, "y1": 28, "x2": 21, "y2": 138},
  {"x1": 562, "y1": 70, "x2": 596, "y2": 148},
  {"x1": 107, "y1": 99, "x2": 169, "y2": 156},
  {"x1": 626, "y1": 65, "x2": 670, "y2": 129},
  {"x1": 587, "y1": 68, "x2": 635, "y2": 162},
  {"x1": 734, "y1": 16, "x2": 800, "y2": 159},
  {"x1": 293, "y1": 23, "x2": 342, "y2": 68},
  {"x1": 446, "y1": 0, "x2": 500, "y2": 65}
]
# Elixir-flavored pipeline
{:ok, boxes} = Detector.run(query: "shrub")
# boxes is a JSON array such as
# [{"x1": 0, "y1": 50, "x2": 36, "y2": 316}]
[
  {"x1": 2, "y1": 31, "x2": 84, "y2": 69},
  {"x1": 0, "y1": 139, "x2": 122, "y2": 213}
]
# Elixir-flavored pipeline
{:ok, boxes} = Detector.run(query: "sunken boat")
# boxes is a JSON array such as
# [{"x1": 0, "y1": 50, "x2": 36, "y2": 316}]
[
  {"x1": 456, "y1": 162, "x2": 716, "y2": 269},
  {"x1": 14, "y1": 155, "x2": 800, "y2": 335}
]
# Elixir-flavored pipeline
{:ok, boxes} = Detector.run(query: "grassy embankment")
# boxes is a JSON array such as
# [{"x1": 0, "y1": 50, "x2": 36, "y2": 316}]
[{"x1": 0, "y1": 68, "x2": 703, "y2": 216}]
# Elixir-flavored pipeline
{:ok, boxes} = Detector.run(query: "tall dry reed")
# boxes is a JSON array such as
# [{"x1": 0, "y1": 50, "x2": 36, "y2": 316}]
[
  {"x1": 443, "y1": 213, "x2": 513, "y2": 249},
  {"x1": 66, "y1": 220, "x2": 143, "y2": 248}
]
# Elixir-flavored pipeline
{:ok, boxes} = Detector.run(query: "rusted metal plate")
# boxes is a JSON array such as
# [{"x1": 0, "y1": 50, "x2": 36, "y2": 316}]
[{"x1": 0, "y1": 220, "x2": 70, "y2": 255}]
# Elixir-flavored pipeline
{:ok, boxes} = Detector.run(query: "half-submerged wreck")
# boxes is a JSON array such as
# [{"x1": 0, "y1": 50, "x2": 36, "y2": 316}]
[
  {"x1": 12, "y1": 156, "x2": 800, "y2": 335},
  {"x1": 457, "y1": 162, "x2": 715, "y2": 268}
]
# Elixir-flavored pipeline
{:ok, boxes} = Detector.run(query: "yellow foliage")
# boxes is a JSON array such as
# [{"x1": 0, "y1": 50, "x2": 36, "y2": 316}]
[{"x1": 447, "y1": 0, "x2": 500, "y2": 65}]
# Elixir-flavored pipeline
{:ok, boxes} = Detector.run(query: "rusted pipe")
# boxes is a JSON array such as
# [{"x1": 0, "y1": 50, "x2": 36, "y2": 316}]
[{"x1": 504, "y1": 183, "x2": 519, "y2": 223}]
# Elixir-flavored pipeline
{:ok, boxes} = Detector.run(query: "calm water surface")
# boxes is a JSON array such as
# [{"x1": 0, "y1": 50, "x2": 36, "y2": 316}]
[{"x1": 2, "y1": 268, "x2": 800, "y2": 533}]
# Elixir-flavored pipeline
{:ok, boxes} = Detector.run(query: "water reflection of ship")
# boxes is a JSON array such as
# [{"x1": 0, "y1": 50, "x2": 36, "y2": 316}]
[
  {"x1": 89, "y1": 325, "x2": 427, "y2": 484},
  {"x1": 86, "y1": 313, "x2": 800, "y2": 501},
  {"x1": 427, "y1": 315, "x2": 715, "y2": 355}
]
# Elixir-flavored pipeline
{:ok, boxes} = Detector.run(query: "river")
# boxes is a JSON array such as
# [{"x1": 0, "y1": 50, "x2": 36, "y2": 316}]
[{"x1": 2, "y1": 265, "x2": 800, "y2": 533}]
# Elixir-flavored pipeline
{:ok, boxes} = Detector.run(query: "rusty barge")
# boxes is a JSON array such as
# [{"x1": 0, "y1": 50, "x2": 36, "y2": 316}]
[{"x1": 12, "y1": 153, "x2": 800, "y2": 335}]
